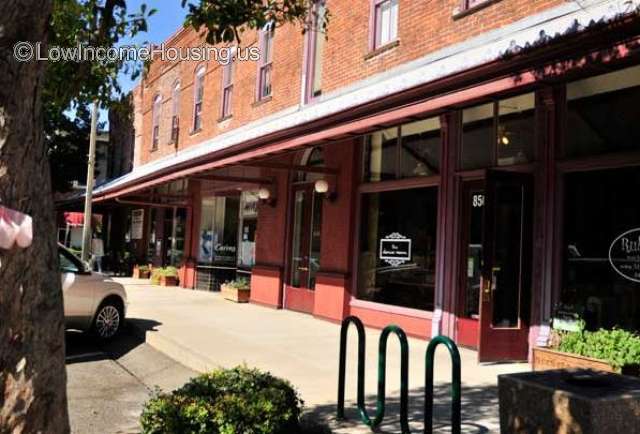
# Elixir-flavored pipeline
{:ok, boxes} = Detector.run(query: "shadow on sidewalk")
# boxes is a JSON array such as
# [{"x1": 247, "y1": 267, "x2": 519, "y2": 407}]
[
  {"x1": 304, "y1": 383, "x2": 498, "y2": 433},
  {"x1": 65, "y1": 318, "x2": 163, "y2": 365}
]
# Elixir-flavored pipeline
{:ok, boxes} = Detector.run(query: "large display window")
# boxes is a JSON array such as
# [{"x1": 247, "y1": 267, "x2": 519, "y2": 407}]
[
  {"x1": 356, "y1": 187, "x2": 439, "y2": 311},
  {"x1": 198, "y1": 196, "x2": 240, "y2": 265},
  {"x1": 357, "y1": 117, "x2": 443, "y2": 312}
]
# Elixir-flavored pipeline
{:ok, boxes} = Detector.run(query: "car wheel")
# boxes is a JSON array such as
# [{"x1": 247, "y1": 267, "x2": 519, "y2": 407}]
[{"x1": 92, "y1": 301, "x2": 123, "y2": 340}]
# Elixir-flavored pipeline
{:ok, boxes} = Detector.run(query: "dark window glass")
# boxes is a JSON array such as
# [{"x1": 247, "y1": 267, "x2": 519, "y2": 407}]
[
  {"x1": 357, "y1": 187, "x2": 438, "y2": 311},
  {"x1": 363, "y1": 127, "x2": 398, "y2": 182},
  {"x1": 461, "y1": 187, "x2": 484, "y2": 319},
  {"x1": 399, "y1": 118, "x2": 441, "y2": 178},
  {"x1": 461, "y1": 103, "x2": 494, "y2": 170},
  {"x1": 566, "y1": 67, "x2": 640, "y2": 158},
  {"x1": 497, "y1": 94, "x2": 535, "y2": 166},
  {"x1": 364, "y1": 117, "x2": 442, "y2": 182},
  {"x1": 562, "y1": 167, "x2": 640, "y2": 331},
  {"x1": 198, "y1": 196, "x2": 239, "y2": 265}
]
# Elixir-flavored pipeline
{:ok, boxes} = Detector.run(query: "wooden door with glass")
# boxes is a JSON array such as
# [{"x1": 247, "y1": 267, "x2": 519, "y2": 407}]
[
  {"x1": 478, "y1": 170, "x2": 533, "y2": 362},
  {"x1": 286, "y1": 183, "x2": 323, "y2": 313}
]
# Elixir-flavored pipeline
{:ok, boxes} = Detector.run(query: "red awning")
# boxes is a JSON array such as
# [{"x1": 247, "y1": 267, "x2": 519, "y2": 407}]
[
  {"x1": 64, "y1": 212, "x2": 84, "y2": 226},
  {"x1": 0, "y1": 206, "x2": 33, "y2": 250}
]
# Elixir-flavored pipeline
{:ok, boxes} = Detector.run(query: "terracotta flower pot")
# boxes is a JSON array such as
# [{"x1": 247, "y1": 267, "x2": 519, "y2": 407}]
[{"x1": 133, "y1": 266, "x2": 150, "y2": 279}]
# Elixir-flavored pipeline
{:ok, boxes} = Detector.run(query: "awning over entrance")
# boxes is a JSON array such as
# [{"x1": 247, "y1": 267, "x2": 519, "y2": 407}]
[{"x1": 91, "y1": 0, "x2": 640, "y2": 203}]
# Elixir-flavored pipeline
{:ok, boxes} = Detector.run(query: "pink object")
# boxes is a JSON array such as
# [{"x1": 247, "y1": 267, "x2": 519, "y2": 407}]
[{"x1": 0, "y1": 206, "x2": 33, "y2": 250}]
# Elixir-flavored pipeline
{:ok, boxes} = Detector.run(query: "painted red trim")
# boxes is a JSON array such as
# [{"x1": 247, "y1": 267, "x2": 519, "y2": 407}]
[{"x1": 349, "y1": 297, "x2": 433, "y2": 319}]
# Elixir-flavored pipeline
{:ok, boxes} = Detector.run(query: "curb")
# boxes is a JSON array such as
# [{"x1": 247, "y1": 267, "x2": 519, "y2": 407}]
[{"x1": 129, "y1": 321, "x2": 217, "y2": 373}]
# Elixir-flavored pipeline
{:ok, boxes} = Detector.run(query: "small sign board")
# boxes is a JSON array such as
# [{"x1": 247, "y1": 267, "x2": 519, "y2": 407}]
[
  {"x1": 379, "y1": 233, "x2": 412, "y2": 267},
  {"x1": 131, "y1": 209, "x2": 144, "y2": 240},
  {"x1": 609, "y1": 228, "x2": 640, "y2": 283}
]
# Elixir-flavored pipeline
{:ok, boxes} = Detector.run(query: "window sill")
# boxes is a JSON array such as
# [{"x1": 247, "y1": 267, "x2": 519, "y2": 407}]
[
  {"x1": 217, "y1": 114, "x2": 233, "y2": 123},
  {"x1": 252, "y1": 95, "x2": 272, "y2": 108},
  {"x1": 150, "y1": 146, "x2": 158, "y2": 153},
  {"x1": 189, "y1": 128, "x2": 202, "y2": 137},
  {"x1": 452, "y1": 0, "x2": 501, "y2": 20},
  {"x1": 364, "y1": 39, "x2": 400, "y2": 60}
]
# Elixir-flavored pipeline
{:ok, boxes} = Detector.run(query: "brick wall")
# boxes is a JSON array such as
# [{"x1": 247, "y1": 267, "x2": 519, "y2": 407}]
[{"x1": 134, "y1": 0, "x2": 564, "y2": 167}]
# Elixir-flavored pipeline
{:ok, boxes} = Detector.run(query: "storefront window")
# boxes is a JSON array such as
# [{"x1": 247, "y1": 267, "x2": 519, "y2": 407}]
[
  {"x1": 562, "y1": 167, "x2": 640, "y2": 331},
  {"x1": 238, "y1": 191, "x2": 258, "y2": 269},
  {"x1": 363, "y1": 127, "x2": 398, "y2": 182},
  {"x1": 461, "y1": 93, "x2": 535, "y2": 169},
  {"x1": 461, "y1": 103, "x2": 493, "y2": 170},
  {"x1": 566, "y1": 65, "x2": 640, "y2": 159},
  {"x1": 356, "y1": 187, "x2": 438, "y2": 311},
  {"x1": 399, "y1": 118, "x2": 441, "y2": 178},
  {"x1": 364, "y1": 117, "x2": 441, "y2": 182},
  {"x1": 198, "y1": 196, "x2": 239, "y2": 265}
]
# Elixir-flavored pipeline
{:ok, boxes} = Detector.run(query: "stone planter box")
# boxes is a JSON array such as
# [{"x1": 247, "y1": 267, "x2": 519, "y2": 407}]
[
  {"x1": 132, "y1": 266, "x2": 150, "y2": 279},
  {"x1": 221, "y1": 284, "x2": 251, "y2": 303},
  {"x1": 499, "y1": 369, "x2": 640, "y2": 434},
  {"x1": 533, "y1": 347, "x2": 640, "y2": 376}
]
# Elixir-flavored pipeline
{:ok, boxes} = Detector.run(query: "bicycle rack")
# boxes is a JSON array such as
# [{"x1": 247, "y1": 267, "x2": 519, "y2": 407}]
[{"x1": 337, "y1": 316, "x2": 462, "y2": 434}]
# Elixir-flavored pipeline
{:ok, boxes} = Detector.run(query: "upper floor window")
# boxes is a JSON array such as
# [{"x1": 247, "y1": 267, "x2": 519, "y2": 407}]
[
  {"x1": 372, "y1": 0, "x2": 399, "y2": 50},
  {"x1": 170, "y1": 81, "x2": 180, "y2": 145},
  {"x1": 151, "y1": 94, "x2": 162, "y2": 150},
  {"x1": 462, "y1": 0, "x2": 491, "y2": 11},
  {"x1": 257, "y1": 22, "x2": 274, "y2": 101},
  {"x1": 193, "y1": 66, "x2": 206, "y2": 132},
  {"x1": 221, "y1": 48, "x2": 236, "y2": 119},
  {"x1": 304, "y1": 0, "x2": 326, "y2": 102}
]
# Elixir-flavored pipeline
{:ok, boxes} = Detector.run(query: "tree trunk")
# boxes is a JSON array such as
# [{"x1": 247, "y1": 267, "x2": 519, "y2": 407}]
[{"x1": 0, "y1": 1, "x2": 70, "y2": 433}]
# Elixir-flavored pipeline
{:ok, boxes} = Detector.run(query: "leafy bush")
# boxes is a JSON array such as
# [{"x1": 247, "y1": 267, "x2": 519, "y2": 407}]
[
  {"x1": 136, "y1": 264, "x2": 150, "y2": 272},
  {"x1": 225, "y1": 277, "x2": 250, "y2": 290},
  {"x1": 556, "y1": 328, "x2": 640, "y2": 371},
  {"x1": 151, "y1": 266, "x2": 179, "y2": 285},
  {"x1": 140, "y1": 366, "x2": 303, "y2": 434}
]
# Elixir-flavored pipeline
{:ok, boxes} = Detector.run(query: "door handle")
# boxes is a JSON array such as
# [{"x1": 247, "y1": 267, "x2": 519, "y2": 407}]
[{"x1": 298, "y1": 267, "x2": 309, "y2": 271}]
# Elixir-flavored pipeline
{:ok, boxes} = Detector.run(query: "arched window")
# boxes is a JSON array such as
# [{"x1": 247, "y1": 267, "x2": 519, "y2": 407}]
[
  {"x1": 297, "y1": 146, "x2": 325, "y2": 182},
  {"x1": 170, "y1": 81, "x2": 180, "y2": 144},
  {"x1": 151, "y1": 94, "x2": 162, "y2": 150},
  {"x1": 193, "y1": 66, "x2": 206, "y2": 132}
]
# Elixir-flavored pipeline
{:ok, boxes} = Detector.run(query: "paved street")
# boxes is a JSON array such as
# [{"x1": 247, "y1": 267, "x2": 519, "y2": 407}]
[{"x1": 65, "y1": 328, "x2": 196, "y2": 434}]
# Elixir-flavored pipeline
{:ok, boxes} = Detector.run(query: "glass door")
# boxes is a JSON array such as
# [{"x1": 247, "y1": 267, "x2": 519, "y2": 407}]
[
  {"x1": 457, "y1": 181, "x2": 485, "y2": 348},
  {"x1": 287, "y1": 183, "x2": 322, "y2": 313},
  {"x1": 478, "y1": 170, "x2": 533, "y2": 362}
]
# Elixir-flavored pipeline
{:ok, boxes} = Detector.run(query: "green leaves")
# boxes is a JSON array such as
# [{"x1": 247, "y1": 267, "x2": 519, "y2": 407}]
[
  {"x1": 140, "y1": 366, "x2": 303, "y2": 434},
  {"x1": 557, "y1": 328, "x2": 640, "y2": 371}
]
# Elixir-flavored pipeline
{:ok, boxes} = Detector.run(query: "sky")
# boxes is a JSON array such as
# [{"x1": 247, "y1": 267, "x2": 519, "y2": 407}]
[
  {"x1": 117, "y1": 0, "x2": 188, "y2": 94},
  {"x1": 99, "y1": 0, "x2": 187, "y2": 124}
]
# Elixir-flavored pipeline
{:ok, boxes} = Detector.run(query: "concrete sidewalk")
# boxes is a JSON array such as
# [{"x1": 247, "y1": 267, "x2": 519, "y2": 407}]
[{"x1": 117, "y1": 278, "x2": 528, "y2": 433}]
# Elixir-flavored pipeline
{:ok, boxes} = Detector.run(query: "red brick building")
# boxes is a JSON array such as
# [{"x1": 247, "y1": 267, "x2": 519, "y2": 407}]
[{"x1": 94, "y1": 0, "x2": 640, "y2": 362}]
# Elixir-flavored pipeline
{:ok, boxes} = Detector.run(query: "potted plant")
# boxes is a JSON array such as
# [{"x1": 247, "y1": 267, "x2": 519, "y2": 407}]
[
  {"x1": 533, "y1": 327, "x2": 640, "y2": 376},
  {"x1": 132, "y1": 264, "x2": 151, "y2": 279},
  {"x1": 221, "y1": 277, "x2": 251, "y2": 303},
  {"x1": 151, "y1": 266, "x2": 180, "y2": 287}
]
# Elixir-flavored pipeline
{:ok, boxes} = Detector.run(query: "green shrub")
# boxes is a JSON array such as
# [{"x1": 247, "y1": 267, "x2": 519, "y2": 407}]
[
  {"x1": 140, "y1": 366, "x2": 303, "y2": 434},
  {"x1": 136, "y1": 264, "x2": 150, "y2": 272},
  {"x1": 557, "y1": 328, "x2": 640, "y2": 371},
  {"x1": 225, "y1": 277, "x2": 250, "y2": 290},
  {"x1": 150, "y1": 266, "x2": 180, "y2": 285}
]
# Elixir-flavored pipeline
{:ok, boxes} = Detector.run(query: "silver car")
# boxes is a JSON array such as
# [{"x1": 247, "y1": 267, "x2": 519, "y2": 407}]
[{"x1": 58, "y1": 244, "x2": 127, "y2": 339}]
